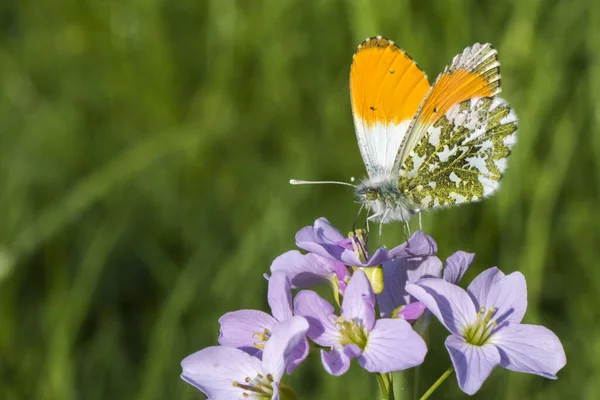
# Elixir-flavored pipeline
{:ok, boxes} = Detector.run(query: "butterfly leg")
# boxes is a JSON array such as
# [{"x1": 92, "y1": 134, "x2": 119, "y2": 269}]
[
  {"x1": 403, "y1": 221, "x2": 411, "y2": 240},
  {"x1": 377, "y1": 209, "x2": 389, "y2": 247},
  {"x1": 366, "y1": 212, "x2": 379, "y2": 233},
  {"x1": 353, "y1": 204, "x2": 365, "y2": 233}
]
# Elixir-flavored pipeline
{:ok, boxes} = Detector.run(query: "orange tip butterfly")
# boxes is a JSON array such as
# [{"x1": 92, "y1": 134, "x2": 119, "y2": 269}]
[{"x1": 292, "y1": 36, "x2": 517, "y2": 227}]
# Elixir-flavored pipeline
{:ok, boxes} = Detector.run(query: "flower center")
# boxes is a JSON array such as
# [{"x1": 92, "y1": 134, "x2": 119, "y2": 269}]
[
  {"x1": 336, "y1": 316, "x2": 368, "y2": 350},
  {"x1": 463, "y1": 306, "x2": 497, "y2": 346},
  {"x1": 252, "y1": 328, "x2": 272, "y2": 350},
  {"x1": 232, "y1": 373, "x2": 274, "y2": 399}
]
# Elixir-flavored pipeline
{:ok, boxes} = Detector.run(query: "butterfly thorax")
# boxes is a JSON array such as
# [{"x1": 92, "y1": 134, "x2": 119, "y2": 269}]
[{"x1": 355, "y1": 176, "x2": 418, "y2": 223}]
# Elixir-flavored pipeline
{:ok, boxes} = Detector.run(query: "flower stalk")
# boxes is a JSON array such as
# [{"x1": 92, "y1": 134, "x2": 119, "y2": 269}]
[
  {"x1": 376, "y1": 372, "x2": 394, "y2": 400},
  {"x1": 419, "y1": 367, "x2": 454, "y2": 400}
]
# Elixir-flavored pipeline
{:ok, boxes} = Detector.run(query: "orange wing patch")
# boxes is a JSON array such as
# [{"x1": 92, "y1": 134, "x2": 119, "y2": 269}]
[
  {"x1": 415, "y1": 44, "x2": 500, "y2": 128},
  {"x1": 350, "y1": 37, "x2": 430, "y2": 126},
  {"x1": 392, "y1": 43, "x2": 501, "y2": 172},
  {"x1": 417, "y1": 70, "x2": 496, "y2": 127}
]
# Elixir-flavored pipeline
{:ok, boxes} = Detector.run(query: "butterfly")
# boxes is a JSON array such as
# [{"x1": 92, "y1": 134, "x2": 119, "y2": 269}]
[{"x1": 292, "y1": 36, "x2": 518, "y2": 228}]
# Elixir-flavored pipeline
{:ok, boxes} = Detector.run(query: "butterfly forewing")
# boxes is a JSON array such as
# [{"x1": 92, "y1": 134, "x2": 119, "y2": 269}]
[
  {"x1": 397, "y1": 96, "x2": 517, "y2": 209},
  {"x1": 392, "y1": 43, "x2": 501, "y2": 174},
  {"x1": 350, "y1": 37, "x2": 431, "y2": 177}
]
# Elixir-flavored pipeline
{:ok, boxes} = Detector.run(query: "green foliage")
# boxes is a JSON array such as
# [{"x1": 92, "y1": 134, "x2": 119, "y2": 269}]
[{"x1": 0, "y1": 0, "x2": 596, "y2": 399}]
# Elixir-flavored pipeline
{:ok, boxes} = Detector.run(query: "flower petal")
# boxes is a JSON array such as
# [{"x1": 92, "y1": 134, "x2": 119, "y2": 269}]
[
  {"x1": 335, "y1": 240, "x2": 391, "y2": 267},
  {"x1": 445, "y1": 335, "x2": 501, "y2": 395},
  {"x1": 406, "y1": 279, "x2": 476, "y2": 335},
  {"x1": 388, "y1": 230, "x2": 438, "y2": 258},
  {"x1": 377, "y1": 259, "x2": 410, "y2": 317},
  {"x1": 295, "y1": 218, "x2": 346, "y2": 260},
  {"x1": 270, "y1": 383, "x2": 281, "y2": 400},
  {"x1": 268, "y1": 271, "x2": 293, "y2": 322},
  {"x1": 181, "y1": 346, "x2": 264, "y2": 399},
  {"x1": 295, "y1": 218, "x2": 391, "y2": 267},
  {"x1": 346, "y1": 247, "x2": 390, "y2": 267},
  {"x1": 262, "y1": 316, "x2": 310, "y2": 381},
  {"x1": 469, "y1": 268, "x2": 527, "y2": 324},
  {"x1": 334, "y1": 261, "x2": 352, "y2": 295},
  {"x1": 284, "y1": 334, "x2": 310, "y2": 375},
  {"x1": 443, "y1": 251, "x2": 475, "y2": 284},
  {"x1": 320, "y1": 344, "x2": 361, "y2": 376},
  {"x1": 466, "y1": 267, "x2": 504, "y2": 308},
  {"x1": 359, "y1": 318, "x2": 427, "y2": 372},
  {"x1": 492, "y1": 323, "x2": 566, "y2": 378},
  {"x1": 377, "y1": 256, "x2": 442, "y2": 318},
  {"x1": 293, "y1": 290, "x2": 340, "y2": 346},
  {"x1": 405, "y1": 255, "x2": 443, "y2": 283},
  {"x1": 396, "y1": 302, "x2": 427, "y2": 321},
  {"x1": 341, "y1": 269, "x2": 376, "y2": 331},
  {"x1": 270, "y1": 250, "x2": 337, "y2": 289},
  {"x1": 218, "y1": 310, "x2": 277, "y2": 357}
]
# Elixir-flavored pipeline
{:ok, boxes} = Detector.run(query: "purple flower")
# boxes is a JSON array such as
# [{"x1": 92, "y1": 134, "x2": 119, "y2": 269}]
[
  {"x1": 270, "y1": 250, "x2": 351, "y2": 304},
  {"x1": 295, "y1": 218, "x2": 394, "y2": 267},
  {"x1": 218, "y1": 271, "x2": 309, "y2": 373},
  {"x1": 443, "y1": 251, "x2": 475, "y2": 284},
  {"x1": 181, "y1": 316, "x2": 309, "y2": 400},
  {"x1": 377, "y1": 231, "x2": 475, "y2": 321},
  {"x1": 377, "y1": 231, "x2": 440, "y2": 320},
  {"x1": 406, "y1": 267, "x2": 566, "y2": 395},
  {"x1": 294, "y1": 269, "x2": 427, "y2": 376},
  {"x1": 387, "y1": 230, "x2": 439, "y2": 259}
]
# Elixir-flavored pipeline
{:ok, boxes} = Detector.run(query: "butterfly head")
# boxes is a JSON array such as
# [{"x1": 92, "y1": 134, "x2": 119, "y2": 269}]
[
  {"x1": 354, "y1": 184, "x2": 381, "y2": 202},
  {"x1": 355, "y1": 176, "x2": 397, "y2": 202}
]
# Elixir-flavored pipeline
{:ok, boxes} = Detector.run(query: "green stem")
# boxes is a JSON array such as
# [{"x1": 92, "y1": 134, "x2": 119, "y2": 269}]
[
  {"x1": 376, "y1": 372, "x2": 394, "y2": 400},
  {"x1": 413, "y1": 365, "x2": 421, "y2": 400},
  {"x1": 388, "y1": 373, "x2": 395, "y2": 399},
  {"x1": 419, "y1": 367, "x2": 454, "y2": 400}
]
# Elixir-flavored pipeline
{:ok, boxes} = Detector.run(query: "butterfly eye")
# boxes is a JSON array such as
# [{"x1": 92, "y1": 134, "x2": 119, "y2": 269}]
[{"x1": 365, "y1": 189, "x2": 379, "y2": 201}]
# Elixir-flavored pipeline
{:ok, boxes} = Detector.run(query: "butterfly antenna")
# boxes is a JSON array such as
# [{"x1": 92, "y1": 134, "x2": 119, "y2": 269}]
[{"x1": 289, "y1": 179, "x2": 356, "y2": 188}]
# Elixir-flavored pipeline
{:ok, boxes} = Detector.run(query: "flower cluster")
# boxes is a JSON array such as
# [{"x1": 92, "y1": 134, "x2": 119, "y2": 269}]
[{"x1": 181, "y1": 218, "x2": 566, "y2": 399}]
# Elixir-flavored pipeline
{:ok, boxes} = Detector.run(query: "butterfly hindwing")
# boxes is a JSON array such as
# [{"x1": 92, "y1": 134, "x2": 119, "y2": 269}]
[
  {"x1": 393, "y1": 43, "x2": 501, "y2": 173},
  {"x1": 398, "y1": 96, "x2": 517, "y2": 209},
  {"x1": 350, "y1": 37, "x2": 431, "y2": 177}
]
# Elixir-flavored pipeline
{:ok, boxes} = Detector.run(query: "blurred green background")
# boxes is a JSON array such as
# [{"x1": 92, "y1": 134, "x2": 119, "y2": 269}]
[{"x1": 0, "y1": 0, "x2": 596, "y2": 399}]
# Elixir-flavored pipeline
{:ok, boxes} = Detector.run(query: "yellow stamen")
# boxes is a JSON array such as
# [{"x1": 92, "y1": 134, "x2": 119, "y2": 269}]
[
  {"x1": 463, "y1": 306, "x2": 497, "y2": 346},
  {"x1": 336, "y1": 316, "x2": 369, "y2": 349}
]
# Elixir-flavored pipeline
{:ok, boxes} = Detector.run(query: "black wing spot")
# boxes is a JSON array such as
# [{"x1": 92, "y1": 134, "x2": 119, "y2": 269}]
[
  {"x1": 433, "y1": 107, "x2": 438, "y2": 113},
  {"x1": 370, "y1": 106, "x2": 377, "y2": 111},
  {"x1": 389, "y1": 70, "x2": 395, "y2": 74}
]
